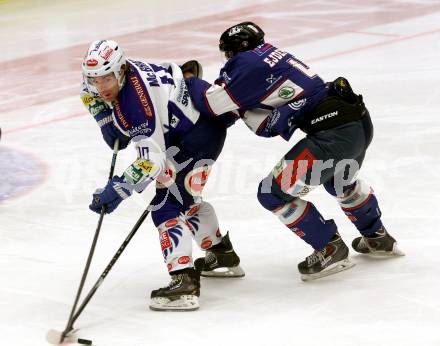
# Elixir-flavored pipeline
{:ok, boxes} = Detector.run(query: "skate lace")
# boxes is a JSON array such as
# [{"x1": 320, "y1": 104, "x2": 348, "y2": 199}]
[
  {"x1": 306, "y1": 250, "x2": 325, "y2": 266},
  {"x1": 166, "y1": 274, "x2": 183, "y2": 289},
  {"x1": 206, "y1": 251, "x2": 218, "y2": 266}
]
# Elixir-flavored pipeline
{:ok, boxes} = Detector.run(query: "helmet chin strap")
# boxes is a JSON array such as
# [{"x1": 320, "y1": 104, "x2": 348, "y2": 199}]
[
  {"x1": 117, "y1": 65, "x2": 128, "y2": 90},
  {"x1": 118, "y1": 75, "x2": 126, "y2": 90}
]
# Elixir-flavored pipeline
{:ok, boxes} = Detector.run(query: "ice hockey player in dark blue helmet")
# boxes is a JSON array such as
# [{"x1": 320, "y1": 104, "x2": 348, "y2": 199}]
[
  {"x1": 219, "y1": 21, "x2": 265, "y2": 59},
  {"x1": 185, "y1": 21, "x2": 404, "y2": 282}
]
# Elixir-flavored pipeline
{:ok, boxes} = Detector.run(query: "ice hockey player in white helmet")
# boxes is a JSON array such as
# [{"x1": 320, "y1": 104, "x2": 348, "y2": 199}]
[{"x1": 81, "y1": 40, "x2": 244, "y2": 311}]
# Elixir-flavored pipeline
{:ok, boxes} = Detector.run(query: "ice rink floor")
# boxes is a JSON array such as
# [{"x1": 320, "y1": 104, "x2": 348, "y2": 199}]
[{"x1": 1, "y1": 0, "x2": 440, "y2": 345}]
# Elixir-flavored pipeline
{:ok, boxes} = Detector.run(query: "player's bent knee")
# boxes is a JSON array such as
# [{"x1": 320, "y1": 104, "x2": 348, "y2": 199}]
[
  {"x1": 257, "y1": 177, "x2": 289, "y2": 211},
  {"x1": 336, "y1": 179, "x2": 371, "y2": 207}
]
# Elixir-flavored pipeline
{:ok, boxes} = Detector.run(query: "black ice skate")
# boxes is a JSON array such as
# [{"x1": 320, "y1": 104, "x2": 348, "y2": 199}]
[
  {"x1": 194, "y1": 232, "x2": 245, "y2": 278},
  {"x1": 352, "y1": 227, "x2": 405, "y2": 256},
  {"x1": 298, "y1": 233, "x2": 355, "y2": 281},
  {"x1": 149, "y1": 268, "x2": 200, "y2": 311}
]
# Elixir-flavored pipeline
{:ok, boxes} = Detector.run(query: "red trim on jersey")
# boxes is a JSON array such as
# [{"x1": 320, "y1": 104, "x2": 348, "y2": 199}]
[
  {"x1": 203, "y1": 87, "x2": 216, "y2": 115},
  {"x1": 224, "y1": 84, "x2": 241, "y2": 108},
  {"x1": 275, "y1": 148, "x2": 316, "y2": 191},
  {"x1": 256, "y1": 116, "x2": 270, "y2": 135},
  {"x1": 204, "y1": 81, "x2": 240, "y2": 115}
]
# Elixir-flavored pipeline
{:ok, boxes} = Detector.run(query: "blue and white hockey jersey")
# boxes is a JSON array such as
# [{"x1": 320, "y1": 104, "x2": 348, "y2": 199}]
[
  {"x1": 80, "y1": 60, "x2": 200, "y2": 191},
  {"x1": 186, "y1": 43, "x2": 328, "y2": 140}
]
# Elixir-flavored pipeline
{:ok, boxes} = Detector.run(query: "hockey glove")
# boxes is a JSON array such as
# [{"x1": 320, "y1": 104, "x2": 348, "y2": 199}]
[
  {"x1": 89, "y1": 176, "x2": 132, "y2": 214},
  {"x1": 95, "y1": 110, "x2": 131, "y2": 150},
  {"x1": 180, "y1": 60, "x2": 203, "y2": 79}
]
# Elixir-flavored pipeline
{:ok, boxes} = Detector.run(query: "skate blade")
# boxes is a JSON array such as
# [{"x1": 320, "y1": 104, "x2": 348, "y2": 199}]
[
  {"x1": 363, "y1": 242, "x2": 405, "y2": 257},
  {"x1": 149, "y1": 295, "x2": 199, "y2": 311},
  {"x1": 201, "y1": 265, "x2": 245, "y2": 278},
  {"x1": 46, "y1": 329, "x2": 92, "y2": 345},
  {"x1": 301, "y1": 258, "x2": 355, "y2": 282}
]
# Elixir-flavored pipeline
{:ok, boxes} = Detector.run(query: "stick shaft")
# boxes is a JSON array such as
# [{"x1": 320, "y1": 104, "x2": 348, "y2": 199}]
[
  {"x1": 70, "y1": 207, "x2": 151, "y2": 325},
  {"x1": 61, "y1": 140, "x2": 120, "y2": 341}
]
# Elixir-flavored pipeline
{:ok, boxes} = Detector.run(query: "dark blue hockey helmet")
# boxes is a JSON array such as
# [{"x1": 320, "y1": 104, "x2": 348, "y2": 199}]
[{"x1": 219, "y1": 22, "x2": 265, "y2": 58}]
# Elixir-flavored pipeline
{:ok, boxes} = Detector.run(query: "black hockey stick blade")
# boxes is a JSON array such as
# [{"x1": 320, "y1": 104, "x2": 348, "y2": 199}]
[{"x1": 46, "y1": 329, "x2": 92, "y2": 344}]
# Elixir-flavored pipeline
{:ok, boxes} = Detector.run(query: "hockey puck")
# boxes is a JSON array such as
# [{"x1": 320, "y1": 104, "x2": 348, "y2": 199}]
[{"x1": 78, "y1": 338, "x2": 93, "y2": 345}]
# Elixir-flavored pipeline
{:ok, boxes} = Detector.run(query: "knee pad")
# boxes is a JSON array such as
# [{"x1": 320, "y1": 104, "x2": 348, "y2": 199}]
[
  {"x1": 273, "y1": 198, "x2": 309, "y2": 227},
  {"x1": 336, "y1": 179, "x2": 372, "y2": 208},
  {"x1": 184, "y1": 201, "x2": 222, "y2": 249},
  {"x1": 336, "y1": 179, "x2": 383, "y2": 235}
]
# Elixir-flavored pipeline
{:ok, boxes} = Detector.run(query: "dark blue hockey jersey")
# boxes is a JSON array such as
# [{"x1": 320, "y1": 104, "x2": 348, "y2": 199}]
[{"x1": 186, "y1": 43, "x2": 328, "y2": 140}]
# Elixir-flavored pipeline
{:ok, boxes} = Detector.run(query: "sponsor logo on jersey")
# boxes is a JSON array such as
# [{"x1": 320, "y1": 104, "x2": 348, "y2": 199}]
[
  {"x1": 137, "y1": 159, "x2": 155, "y2": 174},
  {"x1": 86, "y1": 59, "x2": 98, "y2": 67},
  {"x1": 129, "y1": 75, "x2": 153, "y2": 117},
  {"x1": 90, "y1": 102, "x2": 107, "y2": 116},
  {"x1": 81, "y1": 95, "x2": 109, "y2": 116},
  {"x1": 310, "y1": 111, "x2": 338, "y2": 125},
  {"x1": 288, "y1": 98, "x2": 307, "y2": 111},
  {"x1": 278, "y1": 86, "x2": 295, "y2": 99},
  {"x1": 130, "y1": 76, "x2": 153, "y2": 118},
  {"x1": 266, "y1": 74, "x2": 277, "y2": 84},
  {"x1": 124, "y1": 164, "x2": 144, "y2": 185},
  {"x1": 113, "y1": 101, "x2": 130, "y2": 129},
  {"x1": 265, "y1": 74, "x2": 283, "y2": 91},
  {"x1": 176, "y1": 79, "x2": 189, "y2": 106},
  {"x1": 222, "y1": 71, "x2": 231, "y2": 84},
  {"x1": 170, "y1": 115, "x2": 180, "y2": 128},
  {"x1": 128, "y1": 122, "x2": 152, "y2": 136},
  {"x1": 81, "y1": 94, "x2": 95, "y2": 106}
]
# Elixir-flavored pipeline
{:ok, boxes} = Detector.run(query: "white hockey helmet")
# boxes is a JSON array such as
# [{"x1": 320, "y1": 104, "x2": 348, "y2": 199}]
[{"x1": 82, "y1": 40, "x2": 126, "y2": 81}]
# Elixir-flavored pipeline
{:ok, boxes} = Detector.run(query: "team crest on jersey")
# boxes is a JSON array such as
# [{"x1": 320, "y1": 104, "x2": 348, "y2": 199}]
[{"x1": 278, "y1": 86, "x2": 295, "y2": 99}]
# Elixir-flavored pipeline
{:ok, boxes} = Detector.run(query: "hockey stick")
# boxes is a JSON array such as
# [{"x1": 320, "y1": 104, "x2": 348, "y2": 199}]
[
  {"x1": 71, "y1": 205, "x2": 151, "y2": 325},
  {"x1": 57, "y1": 139, "x2": 120, "y2": 344},
  {"x1": 47, "y1": 204, "x2": 152, "y2": 345}
]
